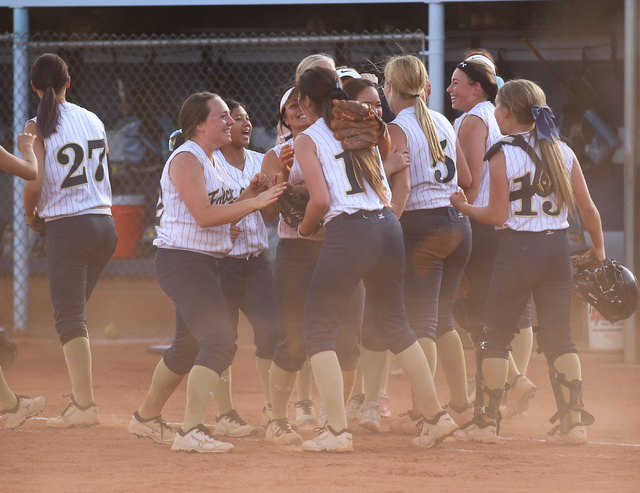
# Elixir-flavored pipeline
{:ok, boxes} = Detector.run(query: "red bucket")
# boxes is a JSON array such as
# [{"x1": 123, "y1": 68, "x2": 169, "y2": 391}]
[{"x1": 112, "y1": 195, "x2": 146, "y2": 259}]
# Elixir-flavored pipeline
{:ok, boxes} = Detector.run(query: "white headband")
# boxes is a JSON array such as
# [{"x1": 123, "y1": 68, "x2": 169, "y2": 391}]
[
  {"x1": 465, "y1": 54, "x2": 496, "y2": 75},
  {"x1": 336, "y1": 68, "x2": 362, "y2": 80},
  {"x1": 279, "y1": 87, "x2": 295, "y2": 112}
]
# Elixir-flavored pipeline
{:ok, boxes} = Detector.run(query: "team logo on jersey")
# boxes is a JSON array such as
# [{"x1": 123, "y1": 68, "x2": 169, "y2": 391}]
[{"x1": 209, "y1": 188, "x2": 235, "y2": 205}]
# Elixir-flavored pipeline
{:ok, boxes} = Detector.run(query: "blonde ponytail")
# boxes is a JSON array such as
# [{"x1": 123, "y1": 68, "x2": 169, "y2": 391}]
[{"x1": 385, "y1": 55, "x2": 444, "y2": 164}]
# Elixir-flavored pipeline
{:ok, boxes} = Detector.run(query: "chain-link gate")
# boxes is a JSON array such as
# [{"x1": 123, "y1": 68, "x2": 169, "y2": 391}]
[{"x1": 0, "y1": 30, "x2": 426, "y2": 337}]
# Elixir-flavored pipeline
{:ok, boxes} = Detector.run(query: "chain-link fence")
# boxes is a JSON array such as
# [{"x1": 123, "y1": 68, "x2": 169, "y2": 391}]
[{"x1": 0, "y1": 30, "x2": 426, "y2": 336}]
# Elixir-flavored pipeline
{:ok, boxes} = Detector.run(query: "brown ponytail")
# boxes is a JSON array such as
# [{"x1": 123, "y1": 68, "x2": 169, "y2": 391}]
[
  {"x1": 298, "y1": 66, "x2": 389, "y2": 206},
  {"x1": 30, "y1": 54, "x2": 70, "y2": 139}
]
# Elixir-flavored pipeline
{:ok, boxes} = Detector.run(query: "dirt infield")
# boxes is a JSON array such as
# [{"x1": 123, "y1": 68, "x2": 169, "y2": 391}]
[{"x1": 2, "y1": 326, "x2": 639, "y2": 493}]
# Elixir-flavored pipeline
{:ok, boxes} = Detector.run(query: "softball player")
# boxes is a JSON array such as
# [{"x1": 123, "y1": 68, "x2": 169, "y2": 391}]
[
  {"x1": 212, "y1": 100, "x2": 278, "y2": 437},
  {"x1": 448, "y1": 50, "x2": 536, "y2": 422},
  {"x1": 127, "y1": 92, "x2": 285, "y2": 453},
  {"x1": 450, "y1": 79, "x2": 603, "y2": 444},
  {"x1": 295, "y1": 66, "x2": 456, "y2": 452},
  {"x1": 371, "y1": 55, "x2": 473, "y2": 436},
  {"x1": 261, "y1": 86, "x2": 365, "y2": 441},
  {"x1": 0, "y1": 133, "x2": 47, "y2": 430},
  {"x1": 23, "y1": 53, "x2": 118, "y2": 429},
  {"x1": 341, "y1": 77, "x2": 412, "y2": 425}
]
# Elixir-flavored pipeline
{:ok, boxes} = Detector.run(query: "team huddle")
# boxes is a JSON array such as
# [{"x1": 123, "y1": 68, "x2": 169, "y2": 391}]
[{"x1": 0, "y1": 50, "x2": 607, "y2": 454}]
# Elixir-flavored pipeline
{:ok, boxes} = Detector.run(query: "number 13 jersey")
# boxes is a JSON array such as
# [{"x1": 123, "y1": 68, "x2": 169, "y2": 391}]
[
  {"x1": 300, "y1": 117, "x2": 391, "y2": 224},
  {"x1": 391, "y1": 106, "x2": 458, "y2": 211},
  {"x1": 32, "y1": 102, "x2": 112, "y2": 220}
]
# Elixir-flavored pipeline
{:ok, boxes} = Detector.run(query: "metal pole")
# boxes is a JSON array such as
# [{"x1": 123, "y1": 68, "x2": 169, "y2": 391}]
[
  {"x1": 428, "y1": 2, "x2": 445, "y2": 113},
  {"x1": 12, "y1": 8, "x2": 29, "y2": 333},
  {"x1": 623, "y1": 0, "x2": 638, "y2": 363}
]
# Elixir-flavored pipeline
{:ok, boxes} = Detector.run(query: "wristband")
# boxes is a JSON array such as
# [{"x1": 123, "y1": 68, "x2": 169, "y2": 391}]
[{"x1": 297, "y1": 224, "x2": 314, "y2": 238}]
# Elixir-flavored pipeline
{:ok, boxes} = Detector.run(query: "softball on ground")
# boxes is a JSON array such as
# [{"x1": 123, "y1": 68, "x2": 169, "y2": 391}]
[{"x1": 104, "y1": 323, "x2": 119, "y2": 340}]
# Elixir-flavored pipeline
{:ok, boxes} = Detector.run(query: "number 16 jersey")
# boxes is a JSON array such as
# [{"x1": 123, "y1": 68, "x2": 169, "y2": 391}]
[
  {"x1": 300, "y1": 117, "x2": 391, "y2": 224},
  {"x1": 32, "y1": 102, "x2": 112, "y2": 220}
]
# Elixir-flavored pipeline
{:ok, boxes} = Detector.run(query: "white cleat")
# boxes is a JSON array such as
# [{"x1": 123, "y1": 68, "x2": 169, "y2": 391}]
[
  {"x1": 547, "y1": 422, "x2": 588, "y2": 445},
  {"x1": 172, "y1": 424, "x2": 234, "y2": 453},
  {"x1": 503, "y1": 375, "x2": 537, "y2": 420},
  {"x1": 453, "y1": 421, "x2": 497, "y2": 444},
  {"x1": 412, "y1": 411, "x2": 458, "y2": 449},
  {"x1": 294, "y1": 399, "x2": 318, "y2": 430},
  {"x1": 390, "y1": 409, "x2": 422, "y2": 435},
  {"x1": 265, "y1": 417, "x2": 302, "y2": 446},
  {"x1": 443, "y1": 402, "x2": 474, "y2": 427},
  {"x1": 346, "y1": 393, "x2": 365, "y2": 421},
  {"x1": 358, "y1": 401, "x2": 381, "y2": 433},
  {"x1": 302, "y1": 425, "x2": 353, "y2": 453},
  {"x1": 260, "y1": 404, "x2": 272, "y2": 428},
  {"x1": 214, "y1": 409, "x2": 258, "y2": 437},
  {"x1": 1, "y1": 395, "x2": 47, "y2": 430},
  {"x1": 47, "y1": 395, "x2": 99, "y2": 428},
  {"x1": 128, "y1": 411, "x2": 174, "y2": 444},
  {"x1": 379, "y1": 391, "x2": 391, "y2": 418}
]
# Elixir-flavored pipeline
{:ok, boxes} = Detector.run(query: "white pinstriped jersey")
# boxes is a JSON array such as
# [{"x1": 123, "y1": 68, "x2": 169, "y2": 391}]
[
  {"x1": 271, "y1": 143, "x2": 324, "y2": 242},
  {"x1": 392, "y1": 107, "x2": 458, "y2": 211},
  {"x1": 301, "y1": 118, "x2": 391, "y2": 224},
  {"x1": 501, "y1": 133, "x2": 573, "y2": 232},
  {"x1": 213, "y1": 148, "x2": 269, "y2": 256},
  {"x1": 32, "y1": 103, "x2": 112, "y2": 220},
  {"x1": 154, "y1": 140, "x2": 235, "y2": 257},
  {"x1": 453, "y1": 101, "x2": 502, "y2": 207}
]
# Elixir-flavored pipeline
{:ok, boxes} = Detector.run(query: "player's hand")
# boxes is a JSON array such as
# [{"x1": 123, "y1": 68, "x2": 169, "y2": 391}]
[
  {"x1": 230, "y1": 224, "x2": 241, "y2": 243},
  {"x1": 248, "y1": 172, "x2": 270, "y2": 194},
  {"x1": 275, "y1": 144, "x2": 294, "y2": 184},
  {"x1": 254, "y1": 182, "x2": 287, "y2": 210},
  {"x1": 450, "y1": 187, "x2": 468, "y2": 209},
  {"x1": 361, "y1": 73, "x2": 379, "y2": 84},
  {"x1": 383, "y1": 146, "x2": 410, "y2": 177},
  {"x1": 584, "y1": 245, "x2": 606, "y2": 263},
  {"x1": 26, "y1": 210, "x2": 46, "y2": 236},
  {"x1": 17, "y1": 133, "x2": 36, "y2": 153}
]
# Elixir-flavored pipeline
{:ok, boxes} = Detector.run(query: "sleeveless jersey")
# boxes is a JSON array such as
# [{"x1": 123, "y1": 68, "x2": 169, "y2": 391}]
[
  {"x1": 214, "y1": 148, "x2": 269, "y2": 256},
  {"x1": 392, "y1": 106, "x2": 458, "y2": 211},
  {"x1": 33, "y1": 102, "x2": 112, "y2": 220},
  {"x1": 453, "y1": 100, "x2": 502, "y2": 207},
  {"x1": 271, "y1": 143, "x2": 324, "y2": 242},
  {"x1": 300, "y1": 118, "x2": 391, "y2": 224},
  {"x1": 501, "y1": 133, "x2": 574, "y2": 232},
  {"x1": 154, "y1": 140, "x2": 235, "y2": 257}
]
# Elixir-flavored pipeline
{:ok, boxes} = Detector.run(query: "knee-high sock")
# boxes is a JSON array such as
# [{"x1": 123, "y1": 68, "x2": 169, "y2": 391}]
[
  {"x1": 296, "y1": 362, "x2": 313, "y2": 401},
  {"x1": 182, "y1": 365, "x2": 219, "y2": 432},
  {"x1": 417, "y1": 337, "x2": 437, "y2": 378},
  {"x1": 214, "y1": 366, "x2": 233, "y2": 416},
  {"x1": 256, "y1": 357, "x2": 273, "y2": 406},
  {"x1": 342, "y1": 369, "x2": 357, "y2": 405},
  {"x1": 511, "y1": 327, "x2": 533, "y2": 377},
  {"x1": 507, "y1": 353, "x2": 520, "y2": 387},
  {"x1": 360, "y1": 348, "x2": 388, "y2": 403},
  {"x1": 481, "y1": 357, "x2": 509, "y2": 423},
  {"x1": 62, "y1": 336, "x2": 94, "y2": 408},
  {"x1": 381, "y1": 351, "x2": 391, "y2": 393},
  {"x1": 0, "y1": 368, "x2": 17, "y2": 410},
  {"x1": 553, "y1": 352, "x2": 582, "y2": 425},
  {"x1": 310, "y1": 351, "x2": 347, "y2": 431},
  {"x1": 396, "y1": 342, "x2": 442, "y2": 419},
  {"x1": 270, "y1": 362, "x2": 298, "y2": 420},
  {"x1": 437, "y1": 331, "x2": 471, "y2": 408},
  {"x1": 138, "y1": 359, "x2": 184, "y2": 419},
  {"x1": 351, "y1": 364, "x2": 364, "y2": 397}
]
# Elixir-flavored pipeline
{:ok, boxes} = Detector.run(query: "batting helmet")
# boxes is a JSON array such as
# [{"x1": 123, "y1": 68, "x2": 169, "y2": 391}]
[{"x1": 574, "y1": 258, "x2": 640, "y2": 323}]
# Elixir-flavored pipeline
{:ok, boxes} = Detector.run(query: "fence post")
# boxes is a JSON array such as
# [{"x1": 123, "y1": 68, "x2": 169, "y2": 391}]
[
  {"x1": 428, "y1": 2, "x2": 445, "y2": 114},
  {"x1": 13, "y1": 7, "x2": 29, "y2": 334}
]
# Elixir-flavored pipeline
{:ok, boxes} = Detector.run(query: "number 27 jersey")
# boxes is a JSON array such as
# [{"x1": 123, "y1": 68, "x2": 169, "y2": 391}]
[
  {"x1": 300, "y1": 117, "x2": 391, "y2": 224},
  {"x1": 33, "y1": 102, "x2": 112, "y2": 220}
]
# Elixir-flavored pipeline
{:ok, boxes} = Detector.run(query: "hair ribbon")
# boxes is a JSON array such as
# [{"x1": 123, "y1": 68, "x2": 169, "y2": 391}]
[{"x1": 531, "y1": 105, "x2": 559, "y2": 143}]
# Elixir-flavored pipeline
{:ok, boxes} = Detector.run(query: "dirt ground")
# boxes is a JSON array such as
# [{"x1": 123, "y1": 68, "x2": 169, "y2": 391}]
[{"x1": 1, "y1": 324, "x2": 639, "y2": 493}]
